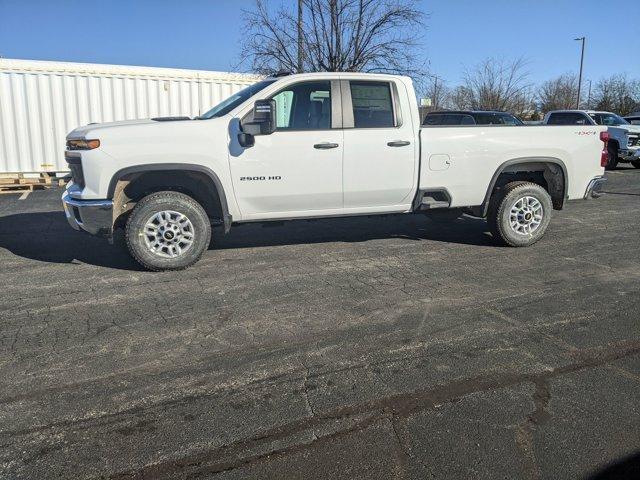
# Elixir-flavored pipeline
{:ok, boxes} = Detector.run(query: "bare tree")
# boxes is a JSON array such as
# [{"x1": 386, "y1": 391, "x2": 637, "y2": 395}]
[
  {"x1": 537, "y1": 73, "x2": 579, "y2": 113},
  {"x1": 447, "y1": 85, "x2": 474, "y2": 110},
  {"x1": 240, "y1": 0, "x2": 426, "y2": 76},
  {"x1": 454, "y1": 57, "x2": 533, "y2": 116},
  {"x1": 422, "y1": 76, "x2": 448, "y2": 111},
  {"x1": 592, "y1": 74, "x2": 640, "y2": 116}
]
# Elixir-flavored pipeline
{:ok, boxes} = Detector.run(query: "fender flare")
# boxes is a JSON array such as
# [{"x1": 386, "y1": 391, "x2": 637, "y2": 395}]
[
  {"x1": 107, "y1": 163, "x2": 232, "y2": 232},
  {"x1": 480, "y1": 157, "x2": 568, "y2": 216}
]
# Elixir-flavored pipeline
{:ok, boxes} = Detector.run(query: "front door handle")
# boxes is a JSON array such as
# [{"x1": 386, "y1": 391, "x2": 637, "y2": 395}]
[
  {"x1": 314, "y1": 142, "x2": 339, "y2": 149},
  {"x1": 387, "y1": 140, "x2": 411, "y2": 147}
]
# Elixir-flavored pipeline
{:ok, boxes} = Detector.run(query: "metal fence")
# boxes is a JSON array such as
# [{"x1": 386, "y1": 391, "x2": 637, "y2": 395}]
[{"x1": 0, "y1": 58, "x2": 260, "y2": 173}]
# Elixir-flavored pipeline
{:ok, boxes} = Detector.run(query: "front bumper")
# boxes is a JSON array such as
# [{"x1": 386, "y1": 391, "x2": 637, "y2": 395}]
[
  {"x1": 619, "y1": 148, "x2": 640, "y2": 160},
  {"x1": 584, "y1": 176, "x2": 607, "y2": 199},
  {"x1": 62, "y1": 190, "x2": 113, "y2": 237}
]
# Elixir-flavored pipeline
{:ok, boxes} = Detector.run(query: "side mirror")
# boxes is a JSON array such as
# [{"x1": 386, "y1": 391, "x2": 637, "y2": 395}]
[
  {"x1": 238, "y1": 99, "x2": 276, "y2": 147},
  {"x1": 237, "y1": 99, "x2": 276, "y2": 148},
  {"x1": 252, "y1": 99, "x2": 276, "y2": 134}
]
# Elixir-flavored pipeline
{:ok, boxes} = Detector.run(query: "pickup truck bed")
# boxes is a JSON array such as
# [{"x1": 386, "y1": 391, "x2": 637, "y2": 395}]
[{"x1": 418, "y1": 125, "x2": 606, "y2": 211}]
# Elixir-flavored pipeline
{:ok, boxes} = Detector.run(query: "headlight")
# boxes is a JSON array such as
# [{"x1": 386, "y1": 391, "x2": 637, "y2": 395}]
[{"x1": 66, "y1": 139, "x2": 100, "y2": 150}]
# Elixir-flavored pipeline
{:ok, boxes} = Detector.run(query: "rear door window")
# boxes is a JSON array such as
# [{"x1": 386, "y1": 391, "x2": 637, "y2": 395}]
[{"x1": 350, "y1": 81, "x2": 395, "y2": 128}]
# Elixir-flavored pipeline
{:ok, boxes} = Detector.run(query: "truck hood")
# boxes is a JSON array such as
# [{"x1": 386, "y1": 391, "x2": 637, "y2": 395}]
[
  {"x1": 610, "y1": 124, "x2": 640, "y2": 134},
  {"x1": 67, "y1": 119, "x2": 158, "y2": 139},
  {"x1": 67, "y1": 117, "x2": 193, "y2": 139}
]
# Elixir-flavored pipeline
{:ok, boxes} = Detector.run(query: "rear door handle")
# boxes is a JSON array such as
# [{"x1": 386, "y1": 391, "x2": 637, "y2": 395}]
[
  {"x1": 387, "y1": 140, "x2": 411, "y2": 147},
  {"x1": 314, "y1": 142, "x2": 339, "y2": 149}
]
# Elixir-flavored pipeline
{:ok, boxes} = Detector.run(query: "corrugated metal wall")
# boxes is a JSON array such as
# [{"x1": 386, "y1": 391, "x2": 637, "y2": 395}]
[{"x1": 0, "y1": 59, "x2": 260, "y2": 173}]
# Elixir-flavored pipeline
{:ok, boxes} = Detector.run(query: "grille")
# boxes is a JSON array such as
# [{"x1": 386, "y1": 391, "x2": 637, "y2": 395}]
[
  {"x1": 69, "y1": 163, "x2": 85, "y2": 188},
  {"x1": 627, "y1": 135, "x2": 640, "y2": 148},
  {"x1": 65, "y1": 153, "x2": 85, "y2": 188}
]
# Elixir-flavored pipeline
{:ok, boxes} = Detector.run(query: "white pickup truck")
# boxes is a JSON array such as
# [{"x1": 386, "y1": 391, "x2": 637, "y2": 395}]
[{"x1": 63, "y1": 72, "x2": 608, "y2": 271}]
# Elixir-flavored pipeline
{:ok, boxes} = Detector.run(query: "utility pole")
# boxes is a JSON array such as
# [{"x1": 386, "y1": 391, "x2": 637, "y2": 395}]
[
  {"x1": 297, "y1": 0, "x2": 304, "y2": 73},
  {"x1": 426, "y1": 74, "x2": 442, "y2": 110},
  {"x1": 433, "y1": 76, "x2": 439, "y2": 110},
  {"x1": 587, "y1": 79, "x2": 592, "y2": 109},
  {"x1": 574, "y1": 36, "x2": 585, "y2": 108}
]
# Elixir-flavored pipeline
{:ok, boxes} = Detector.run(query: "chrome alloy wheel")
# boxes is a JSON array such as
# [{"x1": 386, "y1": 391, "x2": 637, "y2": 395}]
[
  {"x1": 509, "y1": 196, "x2": 543, "y2": 236},
  {"x1": 142, "y1": 210, "x2": 195, "y2": 258}
]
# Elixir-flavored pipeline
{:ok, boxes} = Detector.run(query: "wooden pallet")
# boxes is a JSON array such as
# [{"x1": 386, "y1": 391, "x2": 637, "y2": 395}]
[
  {"x1": 0, "y1": 183, "x2": 48, "y2": 194},
  {"x1": 0, "y1": 173, "x2": 53, "y2": 194}
]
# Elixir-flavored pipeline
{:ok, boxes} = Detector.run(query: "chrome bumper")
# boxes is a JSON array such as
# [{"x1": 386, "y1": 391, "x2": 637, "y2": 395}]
[
  {"x1": 584, "y1": 176, "x2": 607, "y2": 199},
  {"x1": 619, "y1": 148, "x2": 640, "y2": 160},
  {"x1": 62, "y1": 191, "x2": 113, "y2": 237}
]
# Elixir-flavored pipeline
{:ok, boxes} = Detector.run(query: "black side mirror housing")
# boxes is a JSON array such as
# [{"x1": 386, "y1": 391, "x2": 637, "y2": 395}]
[
  {"x1": 237, "y1": 99, "x2": 276, "y2": 148},
  {"x1": 252, "y1": 99, "x2": 276, "y2": 135},
  {"x1": 238, "y1": 132, "x2": 255, "y2": 148},
  {"x1": 238, "y1": 99, "x2": 276, "y2": 148}
]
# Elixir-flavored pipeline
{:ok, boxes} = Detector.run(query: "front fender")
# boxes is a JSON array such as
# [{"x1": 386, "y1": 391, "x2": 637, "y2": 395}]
[{"x1": 106, "y1": 163, "x2": 233, "y2": 232}]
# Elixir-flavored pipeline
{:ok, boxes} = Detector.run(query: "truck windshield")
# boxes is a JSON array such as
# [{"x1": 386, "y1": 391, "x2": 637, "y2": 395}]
[
  {"x1": 589, "y1": 113, "x2": 629, "y2": 126},
  {"x1": 198, "y1": 79, "x2": 276, "y2": 119}
]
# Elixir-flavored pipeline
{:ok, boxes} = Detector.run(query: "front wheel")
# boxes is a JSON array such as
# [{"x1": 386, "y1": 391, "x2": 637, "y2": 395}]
[
  {"x1": 487, "y1": 181, "x2": 553, "y2": 247},
  {"x1": 631, "y1": 160, "x2": 640, "y2": 169},
  {"x1": 125, "y1": 191, "x2": 211, "y2": 271}
]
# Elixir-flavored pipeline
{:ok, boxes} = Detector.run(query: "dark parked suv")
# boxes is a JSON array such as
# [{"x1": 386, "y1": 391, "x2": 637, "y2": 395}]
[
  {"x1": 423, "y1": 110, "x2": 524, "y2": 126},
  {"x1": 624, "y1": 113, "x2": 640, "y2": 125}
]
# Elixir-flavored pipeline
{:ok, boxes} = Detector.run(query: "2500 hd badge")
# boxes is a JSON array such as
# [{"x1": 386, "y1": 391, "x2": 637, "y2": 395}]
[{"x1": 239, "y1": 176, "x2": 282, "y2": 181}]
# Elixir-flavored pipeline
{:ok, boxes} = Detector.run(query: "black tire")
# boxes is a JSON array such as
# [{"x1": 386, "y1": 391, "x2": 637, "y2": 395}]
[
  {"x1": 425, "y1": 208, "x2": 463, "y2": 223},
  {"x1": 605, "y1": 143, "x2": 619, "y2": 170},
  {"x1": 487, "y1": 181, "x2": 552, "y2": 247},
  {"x1": 631, "y1": 160, "x2": 640, "y2": 169},
  {"x1": 125, "y1": 191, "x2": 211, "y2": 271}
]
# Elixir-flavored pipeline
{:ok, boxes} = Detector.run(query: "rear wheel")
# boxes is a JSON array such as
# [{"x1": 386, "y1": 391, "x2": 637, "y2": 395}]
[
  {"x1": 631, "y1": 160, "x2": 640, "y2": 169},
  {"x1": 487, "y1": 181, "x2": 552, "y2": 247},
  {"x1": 125, "y1": 191, "x2": 211, "y2": 271},
  {"x1": 605, "y1": 143, "x2": 619, "y2": 170}
]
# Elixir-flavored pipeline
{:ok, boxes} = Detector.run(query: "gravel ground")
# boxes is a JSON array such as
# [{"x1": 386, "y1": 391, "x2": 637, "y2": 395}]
[{"x1": 0, "y1": 166, "x2": 639, "y2": 479}]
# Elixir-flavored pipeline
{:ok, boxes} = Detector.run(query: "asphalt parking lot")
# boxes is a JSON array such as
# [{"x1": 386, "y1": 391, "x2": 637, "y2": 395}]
[{"x1": 0, "y1": 167, "x2": 639, "y2": 479}]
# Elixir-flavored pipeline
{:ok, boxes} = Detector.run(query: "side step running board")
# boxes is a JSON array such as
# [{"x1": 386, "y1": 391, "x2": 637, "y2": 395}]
[{"x1": 413, "y1": 189, "x2": 453, "y2": 211}]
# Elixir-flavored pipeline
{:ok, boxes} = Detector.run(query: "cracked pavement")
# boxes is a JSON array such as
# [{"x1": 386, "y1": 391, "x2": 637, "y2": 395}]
[{"x1": 0, "y1": 167, "x2": 639, "y2": 479}]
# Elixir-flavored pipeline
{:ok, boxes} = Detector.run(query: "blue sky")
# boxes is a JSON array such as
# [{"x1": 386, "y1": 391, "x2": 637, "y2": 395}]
[{"x1": 1, "y1": 0, "x2": 638, "y2": 87}]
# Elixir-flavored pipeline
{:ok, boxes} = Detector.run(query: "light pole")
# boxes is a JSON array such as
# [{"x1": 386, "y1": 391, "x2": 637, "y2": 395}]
[
  {"x1": 426, "y1": 73, "x2": 443, "y2": 110},
  {"x1": 574, "y1": 36, "x2": 586, "y2": 108},
  {"x1": 297, "y1": 0, "x2": 304, "y2": 73}
]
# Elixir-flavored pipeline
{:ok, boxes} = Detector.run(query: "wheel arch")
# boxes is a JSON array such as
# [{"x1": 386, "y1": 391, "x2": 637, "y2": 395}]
[
  {"x1": 108, "y1": 163, "x2": 232, "y2": 233},
  {"x1": 481, "y1": 157, "x2": 568, "y2": 216}
]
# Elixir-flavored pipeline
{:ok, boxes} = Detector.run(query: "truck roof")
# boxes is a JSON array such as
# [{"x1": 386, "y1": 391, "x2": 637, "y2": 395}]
[
  {"x1": 545, "y1": 109, "x2": 614, "y2": 115},
  {"x1": 426, "y1": 110, "x2": 514, "y2": 115},
  {"x1": 266, "y1": 71, "x2": 411, "y2": 82}
]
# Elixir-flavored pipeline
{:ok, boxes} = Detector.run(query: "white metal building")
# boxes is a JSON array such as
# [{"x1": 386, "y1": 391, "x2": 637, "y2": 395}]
[{"x1": 0, "y1": 58, "x2": 260, "y2": 173}]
